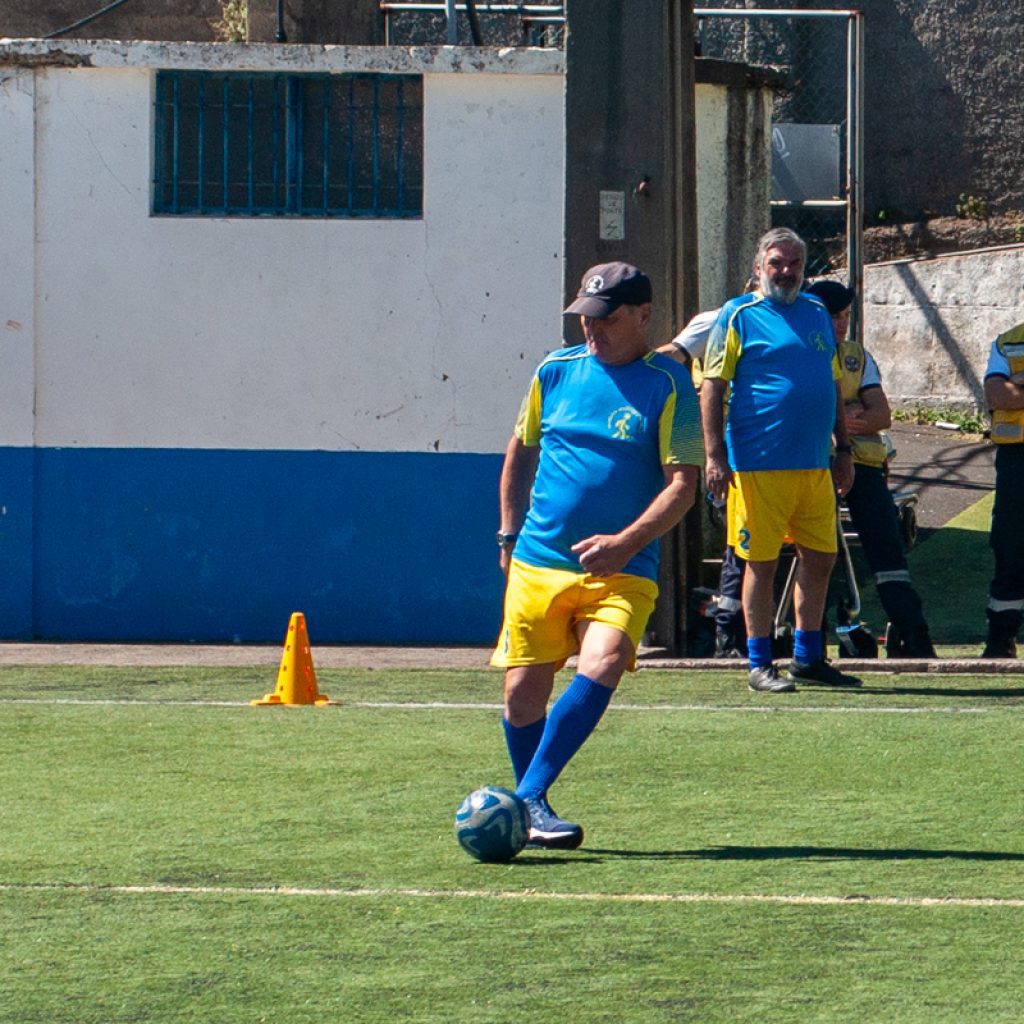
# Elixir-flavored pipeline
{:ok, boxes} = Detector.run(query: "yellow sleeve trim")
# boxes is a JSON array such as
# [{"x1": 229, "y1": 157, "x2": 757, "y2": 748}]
[
  {"x1": 513, "y1": 375, "x2": 543, "y2": 446},
  {"x1": 659, "y1": 390, "x2": 679, "y2": 463},
  {"x1": 702, "y1": 312, "x2": 743, "y2": 381}
]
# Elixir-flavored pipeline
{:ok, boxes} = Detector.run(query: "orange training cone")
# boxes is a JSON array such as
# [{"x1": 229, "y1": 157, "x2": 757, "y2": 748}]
[{"x1": 250, "y1": 612, "x2": 338, "y2": 707}]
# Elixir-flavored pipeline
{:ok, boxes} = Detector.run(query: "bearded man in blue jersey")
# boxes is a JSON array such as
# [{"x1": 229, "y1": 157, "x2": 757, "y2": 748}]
[
  {"x1": 701, "y1": 228, "x2": 861, "y2": 693},
  {"x1": 491, "y1": 262, "x2": 705, "y2": 849}
]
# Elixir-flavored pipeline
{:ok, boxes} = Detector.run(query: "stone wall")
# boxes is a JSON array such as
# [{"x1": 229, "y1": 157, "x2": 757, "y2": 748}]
[
  {"x1": 1, "y1": 1, "x2": 224, "y2": 41},
  {"x1": 863, "y1": 1, "x2": 1024, "y2": 220},
  {"x1": 864, "y1": 246, "x2": 1024, "y2": 411},
  {"x1": 699, "y1": 0, "x2": 1024, "y2": 223},
  {"x1": 0, "y1": 0, "x2": 383, "y2": 44}
]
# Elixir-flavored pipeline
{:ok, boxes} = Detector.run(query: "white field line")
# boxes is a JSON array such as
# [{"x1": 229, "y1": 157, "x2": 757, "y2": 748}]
[
  {"x1": 0, "y1": 696, "x2": 998, "y2": 714},
  {"x1": 1, "y1": 880, "x2": 1022, "y2": 910}
]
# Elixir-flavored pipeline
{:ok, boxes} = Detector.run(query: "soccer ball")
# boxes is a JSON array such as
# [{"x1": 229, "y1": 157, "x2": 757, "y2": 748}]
[{"x1": 454, "y1": 786, "x2": 530, "y2": 863}]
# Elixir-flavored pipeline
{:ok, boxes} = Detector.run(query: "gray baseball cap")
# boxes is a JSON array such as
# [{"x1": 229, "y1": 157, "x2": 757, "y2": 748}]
[{"x1": 564, "y1": 262, "x2": 652, "y2": 318}]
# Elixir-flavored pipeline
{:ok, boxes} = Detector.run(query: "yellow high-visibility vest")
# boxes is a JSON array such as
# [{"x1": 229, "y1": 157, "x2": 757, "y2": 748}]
[
  {"x1": 991, "y1": 324, "x2": 1024, "y2": 444},
  {"x1": 838, "y1": 340, "x2": 888, "y2": 467}
]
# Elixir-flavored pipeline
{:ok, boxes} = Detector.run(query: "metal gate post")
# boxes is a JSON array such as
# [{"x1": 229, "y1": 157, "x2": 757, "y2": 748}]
[{"x1": 847, "y1": 9, "x2": 865, "y2": 341}]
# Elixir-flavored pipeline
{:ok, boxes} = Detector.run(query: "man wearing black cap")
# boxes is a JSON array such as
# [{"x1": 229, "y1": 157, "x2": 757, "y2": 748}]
[
  {"x1": 491, "y1": 261, "x2": 704, "y2": 848},
  {"x1": 808, "y1": 279, "x2": 937, "y2": 658}
]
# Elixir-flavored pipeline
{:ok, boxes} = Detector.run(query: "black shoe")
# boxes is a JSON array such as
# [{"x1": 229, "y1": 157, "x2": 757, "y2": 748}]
[
  {"x1": 748, "y1": 664, "x2": 796, "y2": 693},
  {"x1": 982, "y1": 609, "x2": 1022, "y2": 659},
  {"x1": 787, "y1": 658, "x2": 862, "y2": 688},
  {"x1": 714, "y1": 629, "x2": 746, "y2": 659},
  {"x1": 523, "y1": 796, "x2": 584, "y2": 850},
  {"x1": 981, "y1": 639, "x2": 1018, "y2": 659},
  {"x1": 884, "y1": 622, "x2": 903, "y2": 659},
  {"x1": 899, "y1": 625, "x2": 937, "y2": 659}
]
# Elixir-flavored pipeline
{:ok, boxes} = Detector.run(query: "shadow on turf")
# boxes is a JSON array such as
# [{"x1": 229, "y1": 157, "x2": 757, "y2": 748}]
[{"x1": 583, "y1": 845, "x2": 1024, "y2": 863}]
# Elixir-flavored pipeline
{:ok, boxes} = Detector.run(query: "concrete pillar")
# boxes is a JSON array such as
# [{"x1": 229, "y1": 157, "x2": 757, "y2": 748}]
[{"x1": 564, "y1": 0, "x2": 700, "y2": 653}]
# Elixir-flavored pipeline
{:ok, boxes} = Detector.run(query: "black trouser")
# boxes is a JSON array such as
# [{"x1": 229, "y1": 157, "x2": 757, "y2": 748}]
[
  {"x1": 990, "y1": 443, "x2": 1024, "y2": 603},
  {"x1": 715, "y1": 544, "x2": 745, "y2": 635},
  {"x1": 843, "y1": 463, "x2": 927, "y2": 631}
]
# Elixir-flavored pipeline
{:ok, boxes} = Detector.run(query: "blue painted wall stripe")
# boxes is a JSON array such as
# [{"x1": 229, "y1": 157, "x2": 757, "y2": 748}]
[
  {"x1": 0, "y1": 447, "x2": 506, "y2": 644},
  {"x1": 0, "y1": 448, "x2": 35, "y2": 638}
]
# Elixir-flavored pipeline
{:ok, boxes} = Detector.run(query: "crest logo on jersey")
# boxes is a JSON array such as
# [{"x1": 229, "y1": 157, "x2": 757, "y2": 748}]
[
  {"x1": 584, "y1": 275, "x2": 605, "y2": 295},
  {"x1": 809, "y1": 331, "x2": 830, "y2": 352},
  {"x1": 608, "y1": 406, "x2": 642, "y2": 441},
  {"x1": 844, "y1": 353, "x2": 862, "y2": 372}
]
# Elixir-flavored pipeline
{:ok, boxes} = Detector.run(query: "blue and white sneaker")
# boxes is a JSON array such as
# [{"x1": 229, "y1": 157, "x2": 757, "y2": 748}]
[{"x1": 523, "y1": 796, "x2": 584, "y2": 850}]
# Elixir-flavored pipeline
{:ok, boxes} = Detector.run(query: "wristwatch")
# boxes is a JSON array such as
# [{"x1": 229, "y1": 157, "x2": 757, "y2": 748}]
[
  {"x1": 496, "y1": 531, "x2": 519, "y2": 548},
  {"x1": 835, "y1": 444, "x2": 854, "y2": 454}
]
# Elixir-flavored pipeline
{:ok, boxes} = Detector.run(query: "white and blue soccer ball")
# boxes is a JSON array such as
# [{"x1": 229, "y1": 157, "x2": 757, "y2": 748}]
[{"x1": 454, "y1": 785, "x2": 529, "y2": 863}]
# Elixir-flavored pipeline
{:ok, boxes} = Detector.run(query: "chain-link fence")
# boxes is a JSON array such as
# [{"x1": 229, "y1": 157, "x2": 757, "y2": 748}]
[{"x1": 696, "y1": 7, "x2": 864, "y2": 284}]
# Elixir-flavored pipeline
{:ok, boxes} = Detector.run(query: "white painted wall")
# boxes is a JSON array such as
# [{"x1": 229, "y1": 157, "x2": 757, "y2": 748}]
[
  {"x1": 6, "y1": 41, "x2": 564, "y2": 455},
  {"x1": 0, "y1": 70, "x2": 35, "y2": 446},
  {"x1": 0, "y1": 40, "x2": 567, "y2": 642}
]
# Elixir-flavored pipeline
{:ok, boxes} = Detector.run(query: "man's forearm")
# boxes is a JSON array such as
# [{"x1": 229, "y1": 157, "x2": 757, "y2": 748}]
[
  {"x1": 846, "y1": 388, "x2": 892, "y2": 435},
  {"x1": 498, "y1": 436, "x2": 538, "y2": 532},
  {"x1": 833, "y1": 383, "x2": 852, "y2": 447},
  {"x1": 700, "y1": 379, "x2": 728, "y2": 458},
  {"x1": 572, "y1": 465, "x2": 699, "y2": 576},
  {"x1": 985, "y1": 375, "x2": 1024, "y2": 411},
  {"x1": 614, "y1": 466, "x2": 699, "y2": 554}
]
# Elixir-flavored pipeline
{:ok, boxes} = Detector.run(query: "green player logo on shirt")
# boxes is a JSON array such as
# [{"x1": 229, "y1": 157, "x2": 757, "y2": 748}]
[{"x1": 608, "y1": 406, "x2": 642, "y2": 441}]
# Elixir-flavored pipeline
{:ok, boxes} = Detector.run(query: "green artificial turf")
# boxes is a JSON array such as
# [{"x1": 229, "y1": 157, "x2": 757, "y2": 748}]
[
  {"x1": 2, "y1": 664, "x2": 1023, "y2": 1022},
  {"x1": 848, "y1": 493, "x2": 994, "y2": 648}
]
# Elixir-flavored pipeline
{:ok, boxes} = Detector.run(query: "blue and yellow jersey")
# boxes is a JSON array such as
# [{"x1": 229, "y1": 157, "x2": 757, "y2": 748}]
[
  {"x1": 512, "y1": 344, "x2": 704, "y2": 581},
  {"x1": 703, "y1": 292, "x2": 839, "y2": 472}
]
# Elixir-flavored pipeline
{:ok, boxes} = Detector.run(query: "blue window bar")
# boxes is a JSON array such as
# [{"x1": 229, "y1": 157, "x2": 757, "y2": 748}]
[{"x1": 153, "y1": 71, "x2": 423, "y2": 218}]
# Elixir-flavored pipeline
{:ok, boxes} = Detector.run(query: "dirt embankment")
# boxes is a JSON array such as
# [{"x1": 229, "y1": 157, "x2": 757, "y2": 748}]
[{"x1": 863, "y1": 214, "x2": 1024, "y2": 264}]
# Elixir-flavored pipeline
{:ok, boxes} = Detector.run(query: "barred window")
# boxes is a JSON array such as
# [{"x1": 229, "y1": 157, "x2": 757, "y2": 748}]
[{"x1": 153, "y1": 71, "x2": 423, "y2": 218}]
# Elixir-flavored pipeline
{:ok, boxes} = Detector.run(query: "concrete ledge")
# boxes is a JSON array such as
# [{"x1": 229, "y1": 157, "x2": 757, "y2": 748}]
[
  {"x1": 0, "y1": 643, "x2": 495, "y2": 668},
  {"x1": 0, "y1": 38, "x2": 564, "y2": 74},
  {"x1": 637, "y1": 657, "x2": 1022, "y2": 675},
  {"x1": 1, "y1": 644, "x2": 1019, "y2": 675}
]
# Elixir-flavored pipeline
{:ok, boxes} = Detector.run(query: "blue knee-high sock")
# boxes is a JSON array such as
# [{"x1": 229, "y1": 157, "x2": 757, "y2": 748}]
[
  {"x1": 515, "y1": 674, "x2": 613, "y2": 801},
  {"x1": 747, "y1": 635, "x2": 773, "y2": 669},
  {"x1": 794, "y1": 628, "x2": 823, "y2": 664},
  {"x1": 502, "y1": 715, "x2": 546, "y2": 786}
]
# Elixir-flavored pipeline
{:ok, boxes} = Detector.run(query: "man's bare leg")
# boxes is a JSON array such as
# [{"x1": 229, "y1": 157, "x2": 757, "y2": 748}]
[{"x1": 787, "y1": 544, "x2": 861, "y2": 687}]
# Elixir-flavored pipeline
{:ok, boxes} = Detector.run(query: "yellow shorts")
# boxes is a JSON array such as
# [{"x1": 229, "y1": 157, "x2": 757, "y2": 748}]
[
  {"x1": 727, "y1": 469, "x2": 837, "y2": 562},
  {"x1": 490, "y1": 559, "x2": 658, "y2": 670}
]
